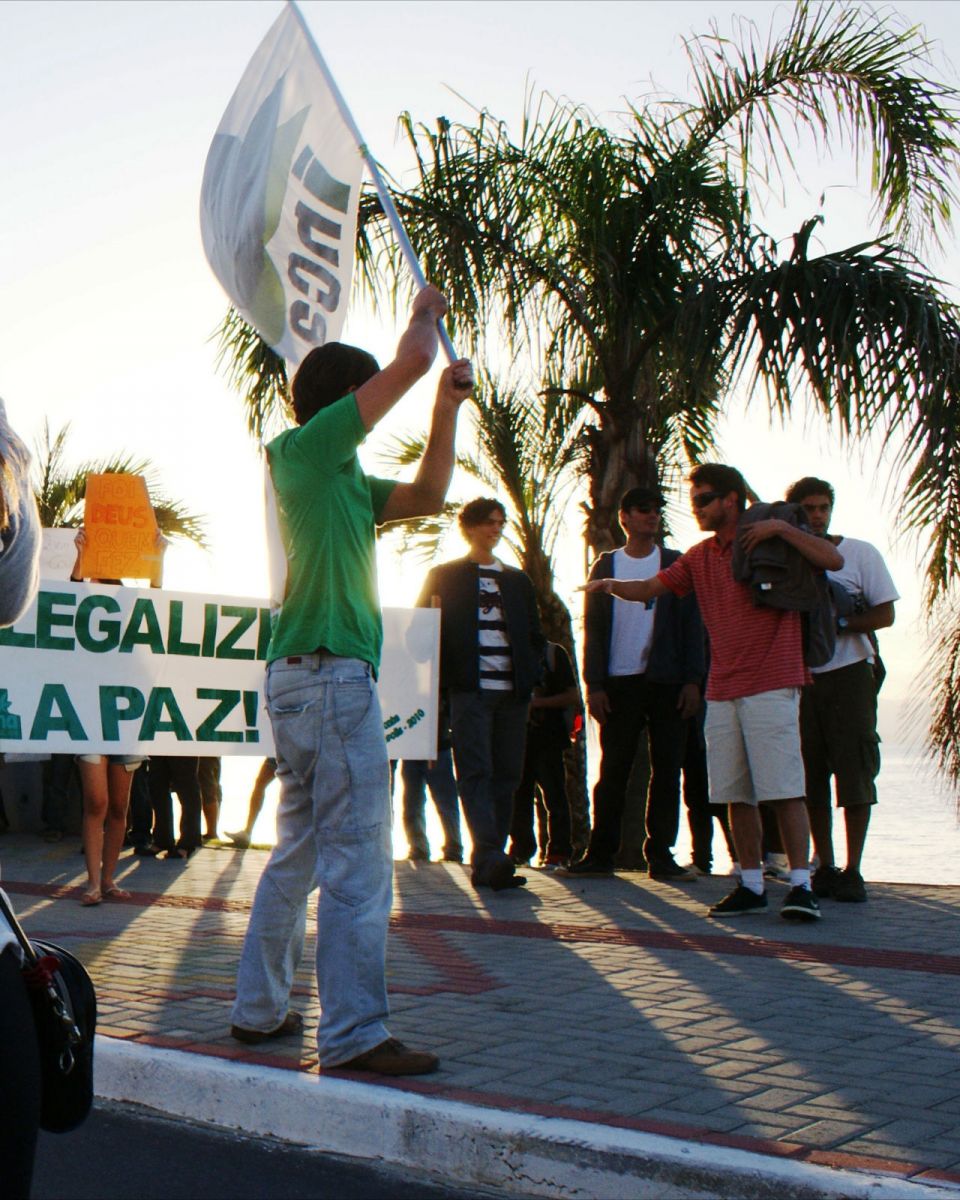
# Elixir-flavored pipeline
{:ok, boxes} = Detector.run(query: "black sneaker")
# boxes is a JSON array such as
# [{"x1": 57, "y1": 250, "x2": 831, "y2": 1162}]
[
  {"x1": 708, "y1": 885, "x2": 768, "y2": 917},
  {"x1": 648, "y1": 858, "x2": 697, "y2": 882},
  {"x1": 486, "y1": 858, "x2": 527, "y2": 891},
  {"x1": 833, "y1": 868, "x2": 867, "y2": 903},
  {"x1": 781, "y1": 886, "x2": 822, "y2": 921},
  {"x1": 811, "y1": 864, "x2": 843, "y2": 898},
  {"x1": 557, "y1": 857, "x2": 614, "y2": 877}
]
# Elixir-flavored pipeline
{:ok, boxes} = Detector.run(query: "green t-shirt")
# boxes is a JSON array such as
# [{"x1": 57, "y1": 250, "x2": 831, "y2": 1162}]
[{"x1": 265, "y1": 393, "x2": 396, "y2": 670}]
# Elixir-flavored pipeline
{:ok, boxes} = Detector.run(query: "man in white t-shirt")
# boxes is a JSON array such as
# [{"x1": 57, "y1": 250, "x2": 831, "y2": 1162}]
[
  {"x1": 785, "y1": 477, "x2": 899, "y2": 903},
  {"x1": 564, "y1": 487, "x2": 705, "y2": 879}
]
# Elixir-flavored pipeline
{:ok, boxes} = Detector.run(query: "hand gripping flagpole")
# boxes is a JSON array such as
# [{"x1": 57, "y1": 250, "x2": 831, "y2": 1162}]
[{"x1": 288, "y1": 1, "x2": 457, "y2": 364}]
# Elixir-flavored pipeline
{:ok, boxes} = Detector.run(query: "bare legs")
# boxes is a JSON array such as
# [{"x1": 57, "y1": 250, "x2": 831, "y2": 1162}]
[
  {"x1": 80, "y1": 760, "x2": 135, "y2": 903},
  {"x1": 728, "y1": 797, "x2": 810, "y2": 873},
  {"x1": 807, "y1": 804, "x2": 871, "y2": 873}
]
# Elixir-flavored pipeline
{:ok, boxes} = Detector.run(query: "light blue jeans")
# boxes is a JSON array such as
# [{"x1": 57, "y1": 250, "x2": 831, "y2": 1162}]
[
  {"x1": 231, "y1": 654, "x2": 393, "y2": 1067},
  {"x1": 400, "y1": 750, "x2": 462, "y2": 859}
]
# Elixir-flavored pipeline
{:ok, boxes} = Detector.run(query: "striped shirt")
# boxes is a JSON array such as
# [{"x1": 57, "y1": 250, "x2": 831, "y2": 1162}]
[
  {"x1": 658, "y1": 535, "x2": 808, "y2": 701},
  {"x1": 478, "y1": 561, "x2": 513, "y2": 691}
]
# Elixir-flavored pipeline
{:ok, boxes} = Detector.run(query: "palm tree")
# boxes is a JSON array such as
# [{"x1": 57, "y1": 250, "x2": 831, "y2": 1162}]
[
  {"x1": 214, "y1": 2, "x2": 960, "y2": 779},
  {"x1": 33, "y1": 421, "x2": 208, "y2": 547},
  {"x1": 379, "y1": 366, "x2": 592, "y2": 846},
  {"x1": 355, "y1": 2, "x2": 959, "y2": 558}
]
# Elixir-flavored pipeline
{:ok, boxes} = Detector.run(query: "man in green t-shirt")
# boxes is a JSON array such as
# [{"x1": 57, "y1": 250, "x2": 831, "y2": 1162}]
[{"x1": 231, "y1": 286, "x2": 472, "y2": 1077}]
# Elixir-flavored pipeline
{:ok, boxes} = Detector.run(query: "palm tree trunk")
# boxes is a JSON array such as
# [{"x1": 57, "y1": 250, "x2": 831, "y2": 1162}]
[{"x1": 583, "y1": 394, "x2": 661, "y2": 557}]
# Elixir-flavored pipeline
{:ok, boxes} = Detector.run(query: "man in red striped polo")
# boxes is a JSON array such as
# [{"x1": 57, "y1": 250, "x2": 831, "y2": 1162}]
[{"x1": 583, "y1": 464, "x2": 843, "y2": 921}]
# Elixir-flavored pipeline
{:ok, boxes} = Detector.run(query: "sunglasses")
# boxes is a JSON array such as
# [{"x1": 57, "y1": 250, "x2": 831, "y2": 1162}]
[{"x1": 691, "y1": 491, "x2": 723, "y2": 510}]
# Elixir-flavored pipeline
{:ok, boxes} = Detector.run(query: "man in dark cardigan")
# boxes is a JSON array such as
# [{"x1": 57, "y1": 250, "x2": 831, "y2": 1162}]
[{"x1": 417, "y1": 497, "x2": 545, "y2": 892}]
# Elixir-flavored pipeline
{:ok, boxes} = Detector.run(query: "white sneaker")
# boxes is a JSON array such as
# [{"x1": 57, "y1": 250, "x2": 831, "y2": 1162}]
[
  {"x1": 763, "y1": 853, "x2": 790, "y2": 882},
  {"x1": 684, "y1": 862, "x2": 711, "y2": 877}
]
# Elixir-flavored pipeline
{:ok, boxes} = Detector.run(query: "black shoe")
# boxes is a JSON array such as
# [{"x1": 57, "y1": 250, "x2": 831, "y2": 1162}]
[
  {"x1": 488, "y1": 859, "x2": 525, "y2": 891},
  {"x1": 709, "y1": 885, "x2": 769, "y2": 917},
  {"x1": 407, "y1": 849, "x2": 429, "y2": 862},
  {"x1": 811, "y1": 864, "x2": 843, "y2": 898},
  {"x1": 833, "y1": 868, "x2": 867, "y2": 903},
  {"x1": 781, "y1": 886, "x2": 822, "y2": 921},
  {"x1": 133, "y1": 842, "x2": 161, "y2": 857},
  {"x1": 648, "y1": 858, "x2": 697, "y2": 882},
  {"x1": 441, "y1": 851, "x2": 463, "y2": 863},
  {"x1": 557, "y1": 856, "x2": 614, "y2": 877}
]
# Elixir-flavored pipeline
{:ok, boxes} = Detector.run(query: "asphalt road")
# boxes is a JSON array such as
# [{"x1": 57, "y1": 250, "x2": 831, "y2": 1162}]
[{"x1": 31, "y1": 1102, "x2": 512, "y2": 1200}]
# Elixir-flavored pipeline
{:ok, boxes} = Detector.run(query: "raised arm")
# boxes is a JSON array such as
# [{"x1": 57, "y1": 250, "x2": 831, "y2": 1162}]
[
  {"x1": 739, "y1": 519, "x2": 843, "y2": 571},
  {"x1": 379, "y1": 359, "x2": 474, "y2": 523},
  {"x1": 354, "y1": 287, "x2": 449, "y2": 432}
]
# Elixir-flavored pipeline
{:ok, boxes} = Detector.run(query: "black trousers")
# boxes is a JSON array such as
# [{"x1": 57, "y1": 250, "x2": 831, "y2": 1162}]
[
  {"x1": 588, "y1": 675, "x2": 687, "y2": 867},
  {"x1": 509, "y1": 725, "x2": 572, "y2": 862},
  {"x1": 149, "y1": 756, "x2": 202, "y2": 851},
  {"x1": 0, "y1": 945, "x2": 41, "y2": 1199},
  {"x1": 682, "y1": 710, "x2": 735, "y2": 871}
]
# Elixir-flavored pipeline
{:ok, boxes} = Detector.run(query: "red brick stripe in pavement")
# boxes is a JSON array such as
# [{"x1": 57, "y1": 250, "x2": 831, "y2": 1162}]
[{"x1": 7, "y1": 879, "x2": 960, "y2": 976}]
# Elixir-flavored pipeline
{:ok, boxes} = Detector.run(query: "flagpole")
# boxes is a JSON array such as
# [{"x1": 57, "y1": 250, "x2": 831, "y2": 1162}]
[{"x1": 287, "y1": 1, "x2": 457, "y2": 364}]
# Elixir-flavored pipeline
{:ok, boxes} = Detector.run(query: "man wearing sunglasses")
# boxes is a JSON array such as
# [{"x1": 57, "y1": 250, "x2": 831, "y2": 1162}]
[
  {"x1": 567, "y1": 486, "x2": 705, "y2": 880},
  {"x1": 583, "y1": 465, "x2": 843, "y2": 921}
]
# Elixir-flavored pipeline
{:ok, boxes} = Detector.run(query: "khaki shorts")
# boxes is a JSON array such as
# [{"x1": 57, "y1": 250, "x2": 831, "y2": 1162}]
[{"x1": 705, "y1": 688, "x2": 804, "y2": 806}]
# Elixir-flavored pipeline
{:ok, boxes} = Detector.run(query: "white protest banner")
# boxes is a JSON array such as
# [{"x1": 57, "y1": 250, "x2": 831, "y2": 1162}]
[
  {"x1": 200, "y1": 3, "x2": 363, "y2": 368},
  {"x1": 0, "y1": 584, "x2": 438, "y2": 759}
]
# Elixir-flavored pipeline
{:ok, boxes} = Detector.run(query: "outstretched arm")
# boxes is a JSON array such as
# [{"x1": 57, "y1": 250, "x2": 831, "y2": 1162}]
[
  {"x1": 582, "y1": 575, "x2": 670, "y2": 604},
  {"x1": 379, "y1": 360, "x2": 474, "y2": 522},
  {"x1": 740, "y1": 520, "x2": 843, "y2": 571},
  {"x1": 354, "y1": 286, "x2": 449, "y2": 432}
]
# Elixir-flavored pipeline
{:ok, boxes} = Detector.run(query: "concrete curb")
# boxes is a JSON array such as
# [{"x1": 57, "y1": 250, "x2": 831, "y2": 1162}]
[{"x1": 96, "y1": 1038, "x2": 960, "y2": 1199}]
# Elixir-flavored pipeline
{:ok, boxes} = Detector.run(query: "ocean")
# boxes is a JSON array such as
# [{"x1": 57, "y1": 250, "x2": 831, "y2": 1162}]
[{"x1": 219, "y1": 743, "x2": 960, "y2": 885}]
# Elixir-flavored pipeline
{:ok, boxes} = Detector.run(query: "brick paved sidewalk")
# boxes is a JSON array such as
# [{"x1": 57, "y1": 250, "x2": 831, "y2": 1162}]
[{"x1": 2, "y1": 834, "x2": 959, "y2": 1190}]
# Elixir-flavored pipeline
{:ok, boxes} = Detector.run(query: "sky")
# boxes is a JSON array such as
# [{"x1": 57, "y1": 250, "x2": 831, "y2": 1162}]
[{"x1": 1, "y1": 0, "x2": 959, "y2": 761}]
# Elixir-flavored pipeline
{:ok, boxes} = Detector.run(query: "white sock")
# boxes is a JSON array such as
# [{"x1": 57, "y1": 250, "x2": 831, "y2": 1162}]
[
  {"x1": 741, "y1": 868, "x2": 764, "y2": 895},
  {"x1": 790, "y1": 868, "x2": 811, "y2": 890}
]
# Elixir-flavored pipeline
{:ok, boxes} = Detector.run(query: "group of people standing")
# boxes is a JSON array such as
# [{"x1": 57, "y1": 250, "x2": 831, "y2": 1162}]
[
  {"x1": 0, "y1": 283, "x2": 903, "y2": 1197},
  {"x1": 227, "y1": 286, "x2": 898, "y2": 1085}
]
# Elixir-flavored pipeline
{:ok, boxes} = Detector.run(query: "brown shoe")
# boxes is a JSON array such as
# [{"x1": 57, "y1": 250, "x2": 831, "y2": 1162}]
[
  {"x1": 230, "y1": 1011, "x2": 304, "y2": 1045},
  {"x1": 335, "y1": 1038, "x2": 439, "y2": 1076}
]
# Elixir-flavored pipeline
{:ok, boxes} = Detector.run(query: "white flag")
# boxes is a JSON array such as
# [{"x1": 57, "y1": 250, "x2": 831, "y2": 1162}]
[{"x1": 201, "y1": 3, "x2": 363, "y2": 368}]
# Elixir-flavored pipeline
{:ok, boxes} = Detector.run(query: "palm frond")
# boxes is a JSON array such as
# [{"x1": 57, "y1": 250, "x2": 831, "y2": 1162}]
[
  {"x1": 677, "y1": 227, "x2": 960, "y2": 604},
  {"x1": 213, "y1": 307, "x2": 291, "y2": 442},
  {"x1": 684, "y1": 0, "x2": 960, "y2": 248},
  {"x1": 31, "y1": 423, "x2": 207, "y2": 548}
]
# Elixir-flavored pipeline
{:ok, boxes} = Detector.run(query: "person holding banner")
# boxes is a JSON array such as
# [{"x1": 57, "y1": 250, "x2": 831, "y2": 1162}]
[
  {"x1": 70, "y1": 529, "x2": 147, "y2": 904},
  {"x1": 231, "y1": 286, "x2": 472, "y2": 1077}
]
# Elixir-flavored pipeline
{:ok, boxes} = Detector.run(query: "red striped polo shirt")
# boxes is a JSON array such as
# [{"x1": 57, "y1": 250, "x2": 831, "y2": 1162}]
[{"x1": 657, "y1": 535, "x2": 808, "y2": 701}]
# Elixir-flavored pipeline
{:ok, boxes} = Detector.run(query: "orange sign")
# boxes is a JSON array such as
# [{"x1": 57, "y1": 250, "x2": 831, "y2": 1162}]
[{"x1": 80, "y1": 474, "x2": 161, "y2": 582}]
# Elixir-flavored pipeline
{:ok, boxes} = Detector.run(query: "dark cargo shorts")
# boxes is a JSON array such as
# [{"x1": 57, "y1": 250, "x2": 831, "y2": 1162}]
[{"x1": 800, "y1": 659, "x2": 880, "y2": 808}]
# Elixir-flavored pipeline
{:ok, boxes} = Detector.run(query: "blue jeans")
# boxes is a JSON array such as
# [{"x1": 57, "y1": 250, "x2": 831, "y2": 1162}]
[
  {"x1": 401, "y1": 751, "x2": 462, "y2": 859},
  {"x1": 231, "y1": 654, "x2": 393, "y2": 1067}
]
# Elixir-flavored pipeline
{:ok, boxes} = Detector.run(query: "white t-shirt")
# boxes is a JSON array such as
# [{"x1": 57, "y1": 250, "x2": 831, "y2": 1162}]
[
  {"x1": 813, "y1": 536, "x2": 900, "y2": 675},
  {"x1": 477, "y1": 560, "x2": 513, "y2": 691},
  {"x1": 608, "y1": 546, "x2": 661, "y2": 677}
]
